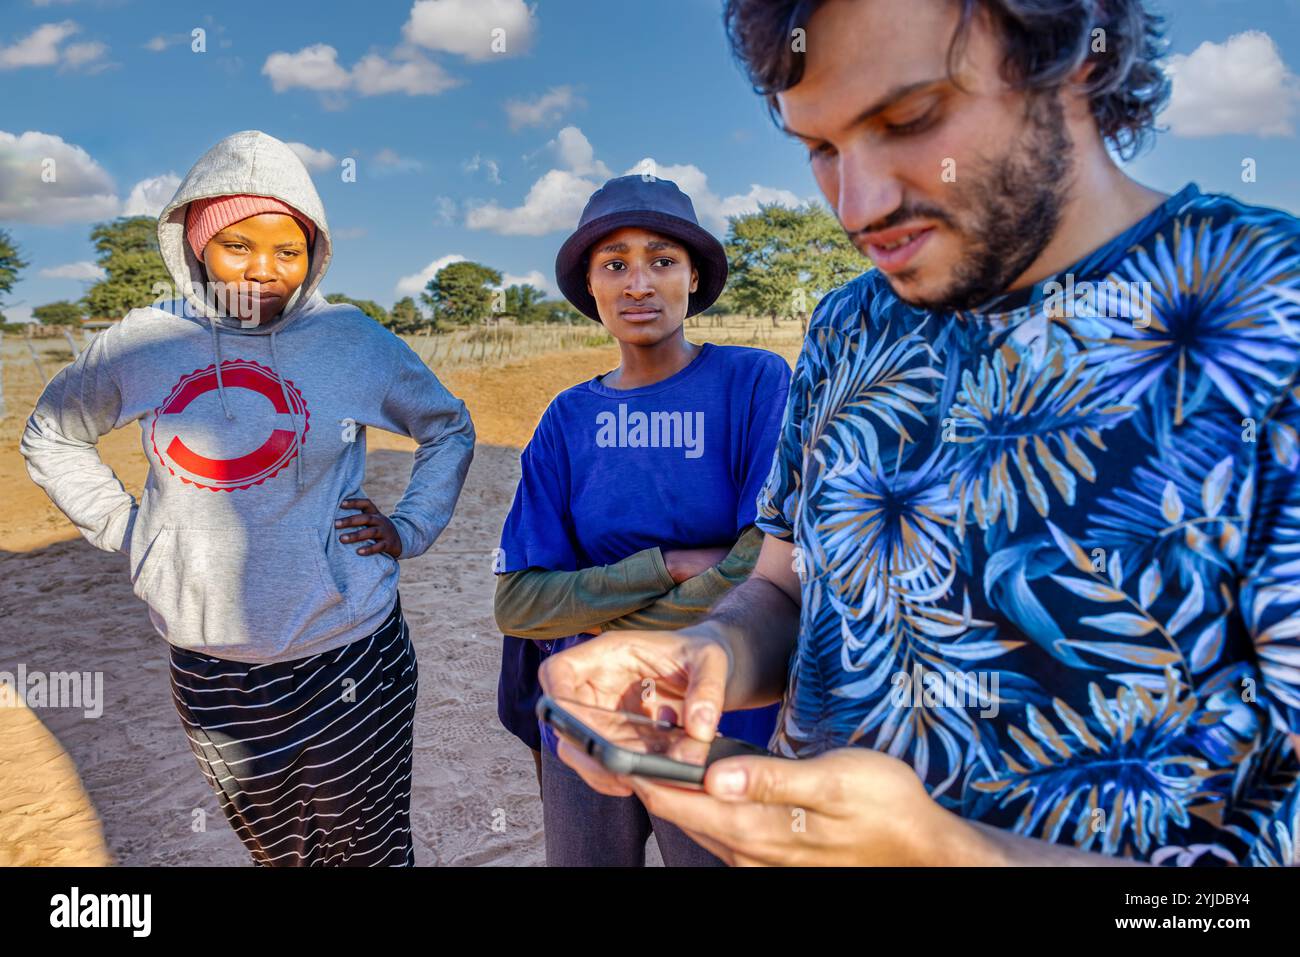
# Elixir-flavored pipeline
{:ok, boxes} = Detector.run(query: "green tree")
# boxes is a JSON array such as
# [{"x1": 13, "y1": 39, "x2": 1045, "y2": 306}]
[
  {"x1": 82, "y1": 216, "x2": 171, "y2": 320},
  {"x1": 421, "y1": 261, "x2": 501, "y2": 326},
  {"x1": 501, "y1": 283, "x2": 548, "y2": 323},
  {"x1": 526, "y1": 299, "x2": 581, "y2": 325},
  {"x1": 390, "y1": 296, "x2": 425, "y2": 333},
  {"x1": 0, "y1": 228, "x2": 29, "y2": 314},
  {"x1": 33, "y1": 300, "x2": 84, "y2": 326},
  {"x1": 324, "y1": 293, "x2": 392, "y2": 327},
  {"x1": 725, "y1": 203, "x2": 863, "y2": 328}
]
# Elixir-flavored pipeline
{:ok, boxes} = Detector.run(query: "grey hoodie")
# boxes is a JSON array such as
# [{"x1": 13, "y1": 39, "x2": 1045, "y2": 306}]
[{"x1": 20, "y1": 130, "x2": 475, "y2": 663}]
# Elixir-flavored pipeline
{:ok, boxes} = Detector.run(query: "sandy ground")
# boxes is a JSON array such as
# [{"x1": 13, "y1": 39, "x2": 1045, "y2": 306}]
[{"x1": 0, "y1": 342, "x2": 666, "y2": 866}]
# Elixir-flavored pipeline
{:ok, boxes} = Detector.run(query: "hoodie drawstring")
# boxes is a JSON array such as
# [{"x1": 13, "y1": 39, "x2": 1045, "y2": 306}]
[
  {"x1": 269, "y1": 328, "x2": 304, "y2": 490},
  {"x1": 208, "y1": 320, "x2": 234, "y2": 420}
]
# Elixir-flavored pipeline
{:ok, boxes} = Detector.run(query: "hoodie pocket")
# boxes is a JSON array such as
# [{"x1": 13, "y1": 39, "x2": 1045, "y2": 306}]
[{"x1": 132, "y1": 524, "x2": 353, "y2": 651}]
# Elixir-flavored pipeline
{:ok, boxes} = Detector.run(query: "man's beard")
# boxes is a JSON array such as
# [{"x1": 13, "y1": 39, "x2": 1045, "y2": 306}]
[{"x1": 860, "y1": 92, "x2": 1074, "y2": 312}]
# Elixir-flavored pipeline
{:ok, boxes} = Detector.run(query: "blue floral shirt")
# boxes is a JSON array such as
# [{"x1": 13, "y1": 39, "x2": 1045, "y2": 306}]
[{"x1": 755, "y1": 184, "x2": 1300, "y2": 865}]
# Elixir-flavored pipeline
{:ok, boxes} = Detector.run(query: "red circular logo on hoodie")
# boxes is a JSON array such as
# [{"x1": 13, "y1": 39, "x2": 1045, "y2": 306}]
[{"x1": 151, "y1": 359, "x2": 310, "y2": 492}]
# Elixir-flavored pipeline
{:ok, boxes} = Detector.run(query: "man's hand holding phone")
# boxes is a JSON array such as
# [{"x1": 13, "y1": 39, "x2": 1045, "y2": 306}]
[{"x1": 537, "y1": 627, "x2": 731, "y2": 797}]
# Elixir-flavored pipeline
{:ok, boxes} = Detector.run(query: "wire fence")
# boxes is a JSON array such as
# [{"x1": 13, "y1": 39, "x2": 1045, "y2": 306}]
[{"x1": 0, "y1": 314, "x2": 807, "y2": 421}]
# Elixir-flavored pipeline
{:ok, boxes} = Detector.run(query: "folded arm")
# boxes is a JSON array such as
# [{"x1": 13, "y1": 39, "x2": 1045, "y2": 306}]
[
  {"x1": 602, "y1": 526, "x2": 763, "y2": 632},
  {"x1": 494, "y1": 546, "x2": 677, "y2": 640}
]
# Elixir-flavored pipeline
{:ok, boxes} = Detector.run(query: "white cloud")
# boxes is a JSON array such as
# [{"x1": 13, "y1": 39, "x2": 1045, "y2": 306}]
[
  {"x1": 715, "y1": 183, "x2": 806, "y2": 223},
  {"x1": 548, "y1": 126, "x2": 610, "y2": 178},
  {"x1": 0, "y1": 129, "x2": 118, "y2": 224},
  {"x1": 40, "y1": 260, "x2": 105, "y2": 281},
  {"x1": 466, "y1": 168, "x2": 599, "y2": 236},
  {"x1": 353, "y1": 52, "x2": 456, "y2": 96},
  {"x1": 263, "y1": 44, "x2": 351, "y2": 92},
  {"x1": 374, "y1": 148, "x2": 423, "y2": 173},
  {"x1": 467, "y1": 134, "x2": 800, "y2": 238},
  {"x1": 0, "y1": 20, "x2": 107, "y2": 71},
  {"x1": 403, "y1": 0, "x2": 535, "y2": 62},
  {"x1": 396, "y1": 253, "x2": 467, "y2": 297},
  {"x1": 500, "y1": 270, "x2": 554, "y2": 296},
  {"x1": 506, "y1": 86, "x2": 580, "y2": 130},
  {"x1": 622, "y1": 158, "x2": 801, "y2": 233},
  {"x1": 62, "y1": 40, "x2": 107, "y2": 70},
  {"x1": 144, "y1": 33, "x2": 193, "y2": 53},
  {"x1": 262, "y1": 43, "x2": 456, "y2": 99},
  {"x1": 433, "y1": 195, "x2": 458, "y2": 224},
  {"x1": 0, "y1": 20, "x2": 76, "y2": 68},
  {"x1": 463, "y1": 153, "x2": 502, "y2": 184},
  {"x1": 2, "y1": 304, "x2": 34, "y2": 324},
  {"x1": 1164, "y1": 31, "x2": 1299, "y2": 138},
  {"x1": 286, "y1": 142, "x2": 336, "y2": 171},
  {"x1": 121, "y1": 172, "x2": 180, "y2": 217}
]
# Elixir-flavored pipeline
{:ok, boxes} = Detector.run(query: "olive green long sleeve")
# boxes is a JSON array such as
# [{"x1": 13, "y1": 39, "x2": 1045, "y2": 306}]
[
  {"x1": 493, "y1": 527, "x2": 763, "y2": 640},
  {"x1": 494, "y1": 546, "x2": 677, "y2": 640},
  {"x1": 603, "y1": 526, "x2": 763, "y2": 631}
]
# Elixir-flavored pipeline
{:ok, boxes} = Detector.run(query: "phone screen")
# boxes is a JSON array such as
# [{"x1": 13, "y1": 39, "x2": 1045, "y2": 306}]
[{"x1": 542, "y1": 696, "x2": 772, "y2": 771}]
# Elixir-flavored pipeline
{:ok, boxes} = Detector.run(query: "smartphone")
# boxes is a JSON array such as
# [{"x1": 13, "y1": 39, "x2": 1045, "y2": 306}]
[{"x1": 535, "y1": 694, "x2": 775, "y2": 787}]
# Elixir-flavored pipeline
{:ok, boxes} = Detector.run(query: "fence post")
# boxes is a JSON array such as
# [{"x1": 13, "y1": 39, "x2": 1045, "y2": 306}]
[{"x1": 25, "y1": 330, "x2": 47, "y2": 385}]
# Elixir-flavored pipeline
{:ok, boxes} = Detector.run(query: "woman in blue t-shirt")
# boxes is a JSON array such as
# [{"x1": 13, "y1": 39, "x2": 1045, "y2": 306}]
[{"x1": 493, "y1": 175, "x2": 790, "y2": 866}]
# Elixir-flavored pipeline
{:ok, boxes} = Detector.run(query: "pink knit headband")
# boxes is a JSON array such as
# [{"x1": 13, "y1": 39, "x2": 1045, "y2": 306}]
[{"x1": 185, "y1": 194, "x2": 316, "y2": 260}]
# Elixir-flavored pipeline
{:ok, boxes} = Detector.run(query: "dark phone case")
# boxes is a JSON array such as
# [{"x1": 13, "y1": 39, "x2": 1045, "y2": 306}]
[{"x1": 535, "y1": 695, "x2": 773, "y2": 786}]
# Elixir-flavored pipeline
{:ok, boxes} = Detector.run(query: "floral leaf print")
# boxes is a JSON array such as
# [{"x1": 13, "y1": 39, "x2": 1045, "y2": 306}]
[
  {"x1": 815, "y1": 447, "x2": 961, "y2": 629},
  {"x1": 1269, "y1": 417, "x2": 1299, "y2": 470},
  {"x1": 1264, "y1": 382, "x2": 1300, "y2": 471},
  {"x1": 812, "y1": 447, "x2": 1029, "y2": 797},
  {"x1": 1166, "y1": 575, "x2": 1205, "y2": 636},
  {"x1": 1150, "y1": 844, "x2": 1240, "y2": 866},
  {"x1": 1248, "y1": 814, "x2": 1299, "y2": 867},
  {"x1": 1108, "y1": 549, "x2": 1124, "y2": 590},
  {"x1": 1090, "y1": 440, "x2": 1246, "y2": 587},
  {"x1": 1045, "y1": 520, "x2": 1093, "y2": 573},
  {"x1": 1161, "y1": 481, "x2": 1184, "y2": 524},
  {"x1": 1049, "y1": 575, "x2": 1125, "y2": 603},
  {"x1": 1212, "y1": 732, "x2": 1300, "y2": 866},
  {"x1": 947, "y1": 345, "x2": 1133, "y2": 535},
  {"x1": 1085, "y1": 217, "x2": 1300, "y2": 430},
  {"x1": 1139, "y1": 562, "x2": 1163, "y2": 609},
  {"x1": 1042, "y1": 522, "x2": 1195, "y2": 681},
  {"x1": 970, "y1": 670, "x2": 1218, "y2": 856},
  {"x1": 1189, "y1": 620, "x2": 1226, "y2": 674},
  {"x1": 1074, "y1": 615, "x2": 1159, "y2": 638},
  {"x1": 802, "y1": 318, "x2": 944, "y2": 479},
  {"x1": 1201, "y1": 456, "x2": 1233, "y2": 519}
]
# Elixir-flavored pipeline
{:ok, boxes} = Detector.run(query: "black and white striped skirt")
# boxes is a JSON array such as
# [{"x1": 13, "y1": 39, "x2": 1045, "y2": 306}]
[{"x1": 169, "y1": 596, "x2": 418, "y2": 866}]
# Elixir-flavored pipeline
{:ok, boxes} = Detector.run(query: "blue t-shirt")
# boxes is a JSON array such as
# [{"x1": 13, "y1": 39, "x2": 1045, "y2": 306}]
[
  {"x1": 756, "y1": 184, "x2": 1300, "y2": 865},
  {"x1": 496, "y1": 342, "x2": 791, "y2": 753}
]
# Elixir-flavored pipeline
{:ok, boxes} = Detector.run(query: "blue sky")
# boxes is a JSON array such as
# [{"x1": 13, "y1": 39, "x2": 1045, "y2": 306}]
[{"x1": 2, "y1": 0, "x2": 1299, "y2": 321}]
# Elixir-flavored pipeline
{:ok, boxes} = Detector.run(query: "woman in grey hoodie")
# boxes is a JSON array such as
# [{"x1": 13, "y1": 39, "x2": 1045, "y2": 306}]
[{"x1": 20, "y1": 130, "x2": 476, "y2": 866}]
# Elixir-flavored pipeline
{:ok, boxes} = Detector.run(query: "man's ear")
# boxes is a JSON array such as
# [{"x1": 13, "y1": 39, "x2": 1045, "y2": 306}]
[{"x1": 690, "y1": 268, "x2": 699, "y2": 294}]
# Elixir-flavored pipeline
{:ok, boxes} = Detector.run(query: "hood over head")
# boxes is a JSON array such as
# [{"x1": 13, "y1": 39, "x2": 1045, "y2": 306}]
[
  {"x1": 156, "y1": 130, "x2": 334, "y2": 489},
  {"x1": 157, "y1": 129, "x2": 332, "y2": 336}
]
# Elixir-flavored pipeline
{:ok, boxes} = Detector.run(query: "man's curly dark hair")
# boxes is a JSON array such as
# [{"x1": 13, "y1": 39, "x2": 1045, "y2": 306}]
[{"x1": 722, "y1": 0, "x2": 1171, "y2": 160}]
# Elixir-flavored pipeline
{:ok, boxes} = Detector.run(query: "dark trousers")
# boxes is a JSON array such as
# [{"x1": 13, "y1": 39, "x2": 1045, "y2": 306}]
[{"x1": 541, "y1": 744, "x2": 725, "y2": 867}]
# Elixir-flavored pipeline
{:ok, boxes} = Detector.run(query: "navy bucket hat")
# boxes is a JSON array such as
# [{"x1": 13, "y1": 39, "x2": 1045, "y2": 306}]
[{"x1": 555, "y1": 175, "x2": 728, "y2": 322}]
